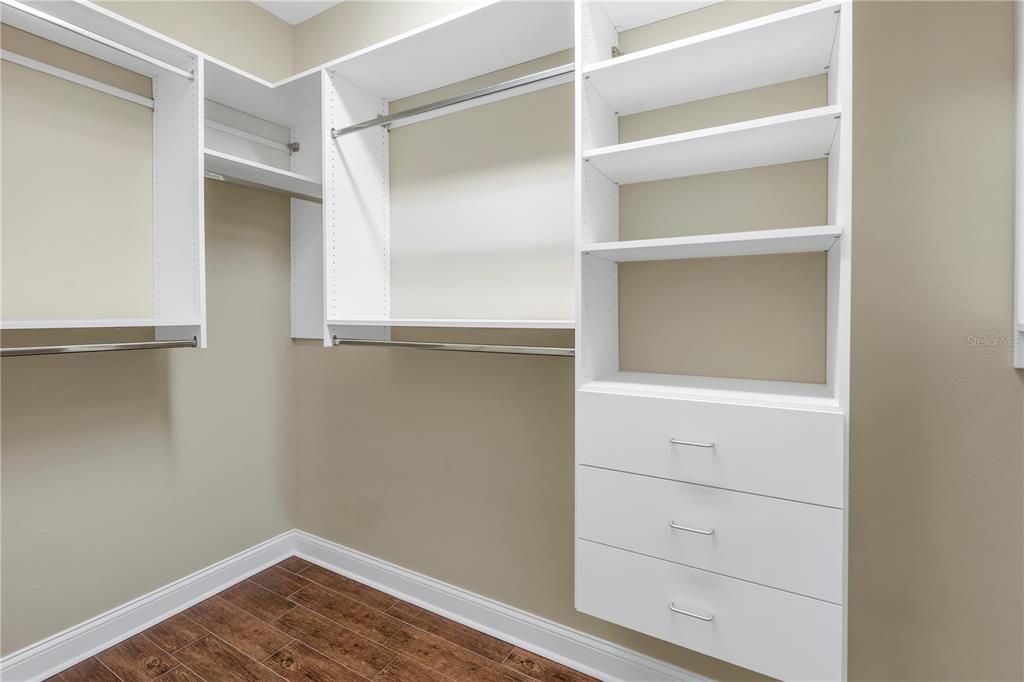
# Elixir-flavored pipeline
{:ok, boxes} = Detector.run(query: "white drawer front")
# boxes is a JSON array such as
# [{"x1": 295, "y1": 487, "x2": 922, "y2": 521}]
[
  {"x1": 576, "y1": 390, "x2": 844, "y2": 507},
  {"x1": 577, "y1": 466, "x2": 843, "y2": 603},
  {"x1": 576, "y1": 540, "x2": 843, "y2": 681}
]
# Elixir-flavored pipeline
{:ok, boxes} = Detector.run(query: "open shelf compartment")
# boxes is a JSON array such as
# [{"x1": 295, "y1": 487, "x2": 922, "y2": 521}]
[
  {"x1": 583, "y1": 0, "x2": 841, "y2": 115},
  {"x1": 1, "y1": 0, "x2": 207, "y2": 344},
  {"x1": 584, "y1": 105, "x2": 841, "y2": 185}
]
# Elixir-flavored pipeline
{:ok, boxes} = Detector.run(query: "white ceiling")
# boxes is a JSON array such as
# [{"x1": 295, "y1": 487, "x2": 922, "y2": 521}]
[{"x1": 253, "y1": 1, "x2": 343, "y2": 25}]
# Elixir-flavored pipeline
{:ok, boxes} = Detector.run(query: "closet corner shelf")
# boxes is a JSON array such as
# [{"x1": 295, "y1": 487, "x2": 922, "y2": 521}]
[
  {"x1": 204, "y1": 58, "x2": 320, "y2": 129},
  {"x1": 584, "y1": 0, "x2": 841, "y2": 115},
  {"x1": 204, "y1": 149, "x2": 321, "y2": 199},
  {"x1": 583, "y1": 225, "x2": 841, "y2": 262},
  {"x1": 328, "y1": 319, "x2": 575, "y2": 330},
  {"x1": 584, "y1": 105, "x2": 841, "y2": 185},
  {"x1": 580, "y1": 372, "x2": 841, "y2": 411},
  {"x1": 0, "y1": 318, "x2": 200, "y2": 330},
  {"x1": 597, "y1": 1, "x2": 722, "y2": 33}
]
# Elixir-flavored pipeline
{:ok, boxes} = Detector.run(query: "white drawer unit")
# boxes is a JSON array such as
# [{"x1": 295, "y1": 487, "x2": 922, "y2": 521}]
[
  {"x1": 576, "y1": 465, "x2": 843, "y2": 603},
  {"x1": 576, "y1": 540, "x2": 844, "y2": 681},
  {"x1": 576, "y1": 389, "x2": 844, "y2": 507}
]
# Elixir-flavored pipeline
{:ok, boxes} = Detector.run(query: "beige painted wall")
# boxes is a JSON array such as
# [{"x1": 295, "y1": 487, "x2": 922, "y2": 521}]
[
  {"x1": 98, "y1": 1, "x2": 294, "y2": 82},
  {"x1": 1, "y1": 45, "x2": 154, "y2": 321},
  {"x1": 848, "y1": 3, "x2": 1023, "y2": 679},
  {"x1": 2, "y1": 3, "x2": 1022, "y2": 681},
  {"x1": 1, "y1": 180, "x2": 295, "y2": 653}
]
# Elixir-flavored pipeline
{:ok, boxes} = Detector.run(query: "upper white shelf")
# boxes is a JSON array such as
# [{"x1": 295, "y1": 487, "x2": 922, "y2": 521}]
[
  {"x1": 204, "y1": 149, "x2": 321, "y2": 199},
  {"x1": 580, "y1": 372, "x2": 841, "y2": 411},
  {"x1": 584, "y1": 1, "x2": 841, "y2": 115},
  {"x1": 597, "y1": 0, "x2": 722, "y2": 32},
  {"x1": 320, "y1": 0, "x2": 573, "y2": 101},
  {"x1": 1, "y1": 0, "x2": 197, "y2": 78},
  {"x1": 1, "y1": 318, "x2": 200, "y2": 330},
  {"x1": 583, "y1": 225, "x2": 841, "y2": 262},
  {"x1": 204, "y1": 58, "x2": 320, "y2": 129},
  {"x1": 584, "y1": 105, "x2": 841, "y2": 184},
  {"x1": 329, "y1": 319, "x2": 575, "y2": 330}
]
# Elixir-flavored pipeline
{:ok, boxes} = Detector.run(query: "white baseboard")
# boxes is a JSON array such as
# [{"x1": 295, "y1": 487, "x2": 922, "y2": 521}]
[
  {"x1": 1, "y1": 529, "x2": 706, "y2": 682},
  {"x1": 0, "y1": 531, "x2": 296, "y2": 682}
]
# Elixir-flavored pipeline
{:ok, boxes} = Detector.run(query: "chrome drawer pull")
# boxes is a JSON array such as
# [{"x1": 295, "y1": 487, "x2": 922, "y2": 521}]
[
  {"x1": 669, "y1": 521, "x2": 715, "y2": 535},
  {"x1": 669, "y1": 438, "x2": 714, "y2": 449},
  {"x1": 669, "y1": 602, "x2": 714, "y2": 622}
]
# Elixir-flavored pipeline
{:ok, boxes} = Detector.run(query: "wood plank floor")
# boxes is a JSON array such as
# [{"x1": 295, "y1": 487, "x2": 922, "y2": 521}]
[{"x1": 49, "y1": 557, "x2": 600, "y2": 682}]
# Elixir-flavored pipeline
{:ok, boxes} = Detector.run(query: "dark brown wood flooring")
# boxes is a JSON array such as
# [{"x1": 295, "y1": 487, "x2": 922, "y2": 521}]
[{"x1": 49, "y1": 556, "x2": 600, "y2": 682}]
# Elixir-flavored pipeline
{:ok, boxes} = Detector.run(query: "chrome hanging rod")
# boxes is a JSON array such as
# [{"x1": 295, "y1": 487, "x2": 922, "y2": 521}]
[
  {"x1": 333, "y1": 337, "x2": 574, "y2": 357},
  {"x1": 1, "y1": 337, "x2": 198, "y2": 358},
  {"x1": 330, "y1": 63, "x2": 574, "y2": 139},
  {"x1": 1, "y1": 0, "x2": 195, "y2": 80}
]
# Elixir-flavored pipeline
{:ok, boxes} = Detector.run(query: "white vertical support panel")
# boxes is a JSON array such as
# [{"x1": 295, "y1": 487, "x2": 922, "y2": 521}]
[
  {"x1": 1015, "y1": 0, "x2": 1023, "y2": 367},
  {"x1": 291, "y1": 198, "x2": 324, "y2": 339},
  {"x1": 829, "y1": 3, "x2": 853, "y2": 680},
  {"x1": 153, "y1": 54, "x2": 205, "y2": 345},
  {"x1": 322, "y1": 68, "x2": 390, "y2": 345}
]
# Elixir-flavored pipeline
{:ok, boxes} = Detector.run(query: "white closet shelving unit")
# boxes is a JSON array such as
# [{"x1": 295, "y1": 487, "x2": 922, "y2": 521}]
[
  {"x1": 574, "y1": 0, "x2": 852, "y2": 679},
  {"x1": 0, "y1": 0, "x2": 207, "y2": 347},
  {"x1": 202, "y1": 58, "x2": 322, "y2": 201},
  {"x1": 289, "y1": 0, "x2": 575, "y2": 345}
]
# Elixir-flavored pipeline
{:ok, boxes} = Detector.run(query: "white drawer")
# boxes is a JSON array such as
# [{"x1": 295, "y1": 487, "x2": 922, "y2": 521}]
[
  {"x1": 576, "y1": 540, "x2": 843, "y2": 681},
  {"x1": 577, "y1": 466, "x2": 843, "y2": 603},
  {"x1": 576, "y1": 390, "x2": 844, "y2": 507}
]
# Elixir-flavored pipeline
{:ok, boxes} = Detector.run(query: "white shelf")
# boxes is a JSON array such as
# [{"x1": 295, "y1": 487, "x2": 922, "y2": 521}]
[
  {"x1": 1, "y1": 319, "x2": 200, "y2": 330},
  {"x1": 204, "y1": 58, "x2": 320, "y2": 129},
  {"x1": 329, "y1": 319, "x2": 575, "y2": 330},
  {"x1": 583, "y1": 225, "x2": 841, "y2": 262},
  {"x1": 321, "y1": 0, "x2": 572, "y2": 100},
  {"x1": 580, "y1": 372, "x2": 840, "y2": 410},
  {"x1": 204, "y1": 149, "x2": 321, "y2": 199},
  {"x1": 598, "y1": 1, "x2": 722, "y2": 32},
  {"x1": 1, "y1": 0, "x2": 197, "y2": 78},
  {"x1": 585, "y1": 1, "x2": 841, "y2": 115},
  {"x1": 584, "y1": 105, "x2": 840, "y2": 184}
]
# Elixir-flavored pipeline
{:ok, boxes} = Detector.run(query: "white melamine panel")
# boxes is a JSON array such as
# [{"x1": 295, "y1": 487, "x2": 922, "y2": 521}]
[
  {"x1": 323, "y1": 71, "x2": 389, "y2": 329},
  {"x1": 291, "y1": 199, "x2": 324, "y2": 339},
  {"x1": 205, "y1": 149, "x2": 321, "y2": 199},
  {"x1": 152, "y1": 57, "x2": 205, "y2": 344},
  {"x1": 204, "y1": 57, "x2": 320, "y2": 129},
  {"x1": 327, "y1": 319, "x2": 574, "y2": 329},
  {"x1": 576, "y1": 466, "x2": 843, "y2": 603},
  {"x1": 576, "y1": 540, "x2": 843, "y2": 681},
  {"x1": 0, "y1": 319, "x2": 198, "y2": 329},
  {"x1": 324, "y1": 1, "x2": 572, "y2": 100},
  {"x1": 584, "y1": 1, "x2": 840, "y2": 115},
  {"x1": 584, "y1": 225, "x2": 841, "y2": 261},
  {"x1": 583, "y1": 371, "x2": 838, "y2": 408},
  {"x1": 598, "y1": 0, "x2": 721, "y2": 32},
  {"x1": 585, "y1": 106, "x2": 840, "y2": 184},
  {"x1": 3, "y1": 0, "x2": 195, "y2": 78},
  {"x1": 576, "y1": 389, "x2": 844, "y2": 507}
]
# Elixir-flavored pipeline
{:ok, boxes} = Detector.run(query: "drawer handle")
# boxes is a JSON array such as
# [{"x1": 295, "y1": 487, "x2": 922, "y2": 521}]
[
  {"x1": 669, "y1": 438, "x2": 715, "y2": 449},
  {"x1": 669, "y1": 521, "x2": 715, "y2": 535},
  {"x1": 669, "y1": 602, "x2": 714, "y2": 622}
]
